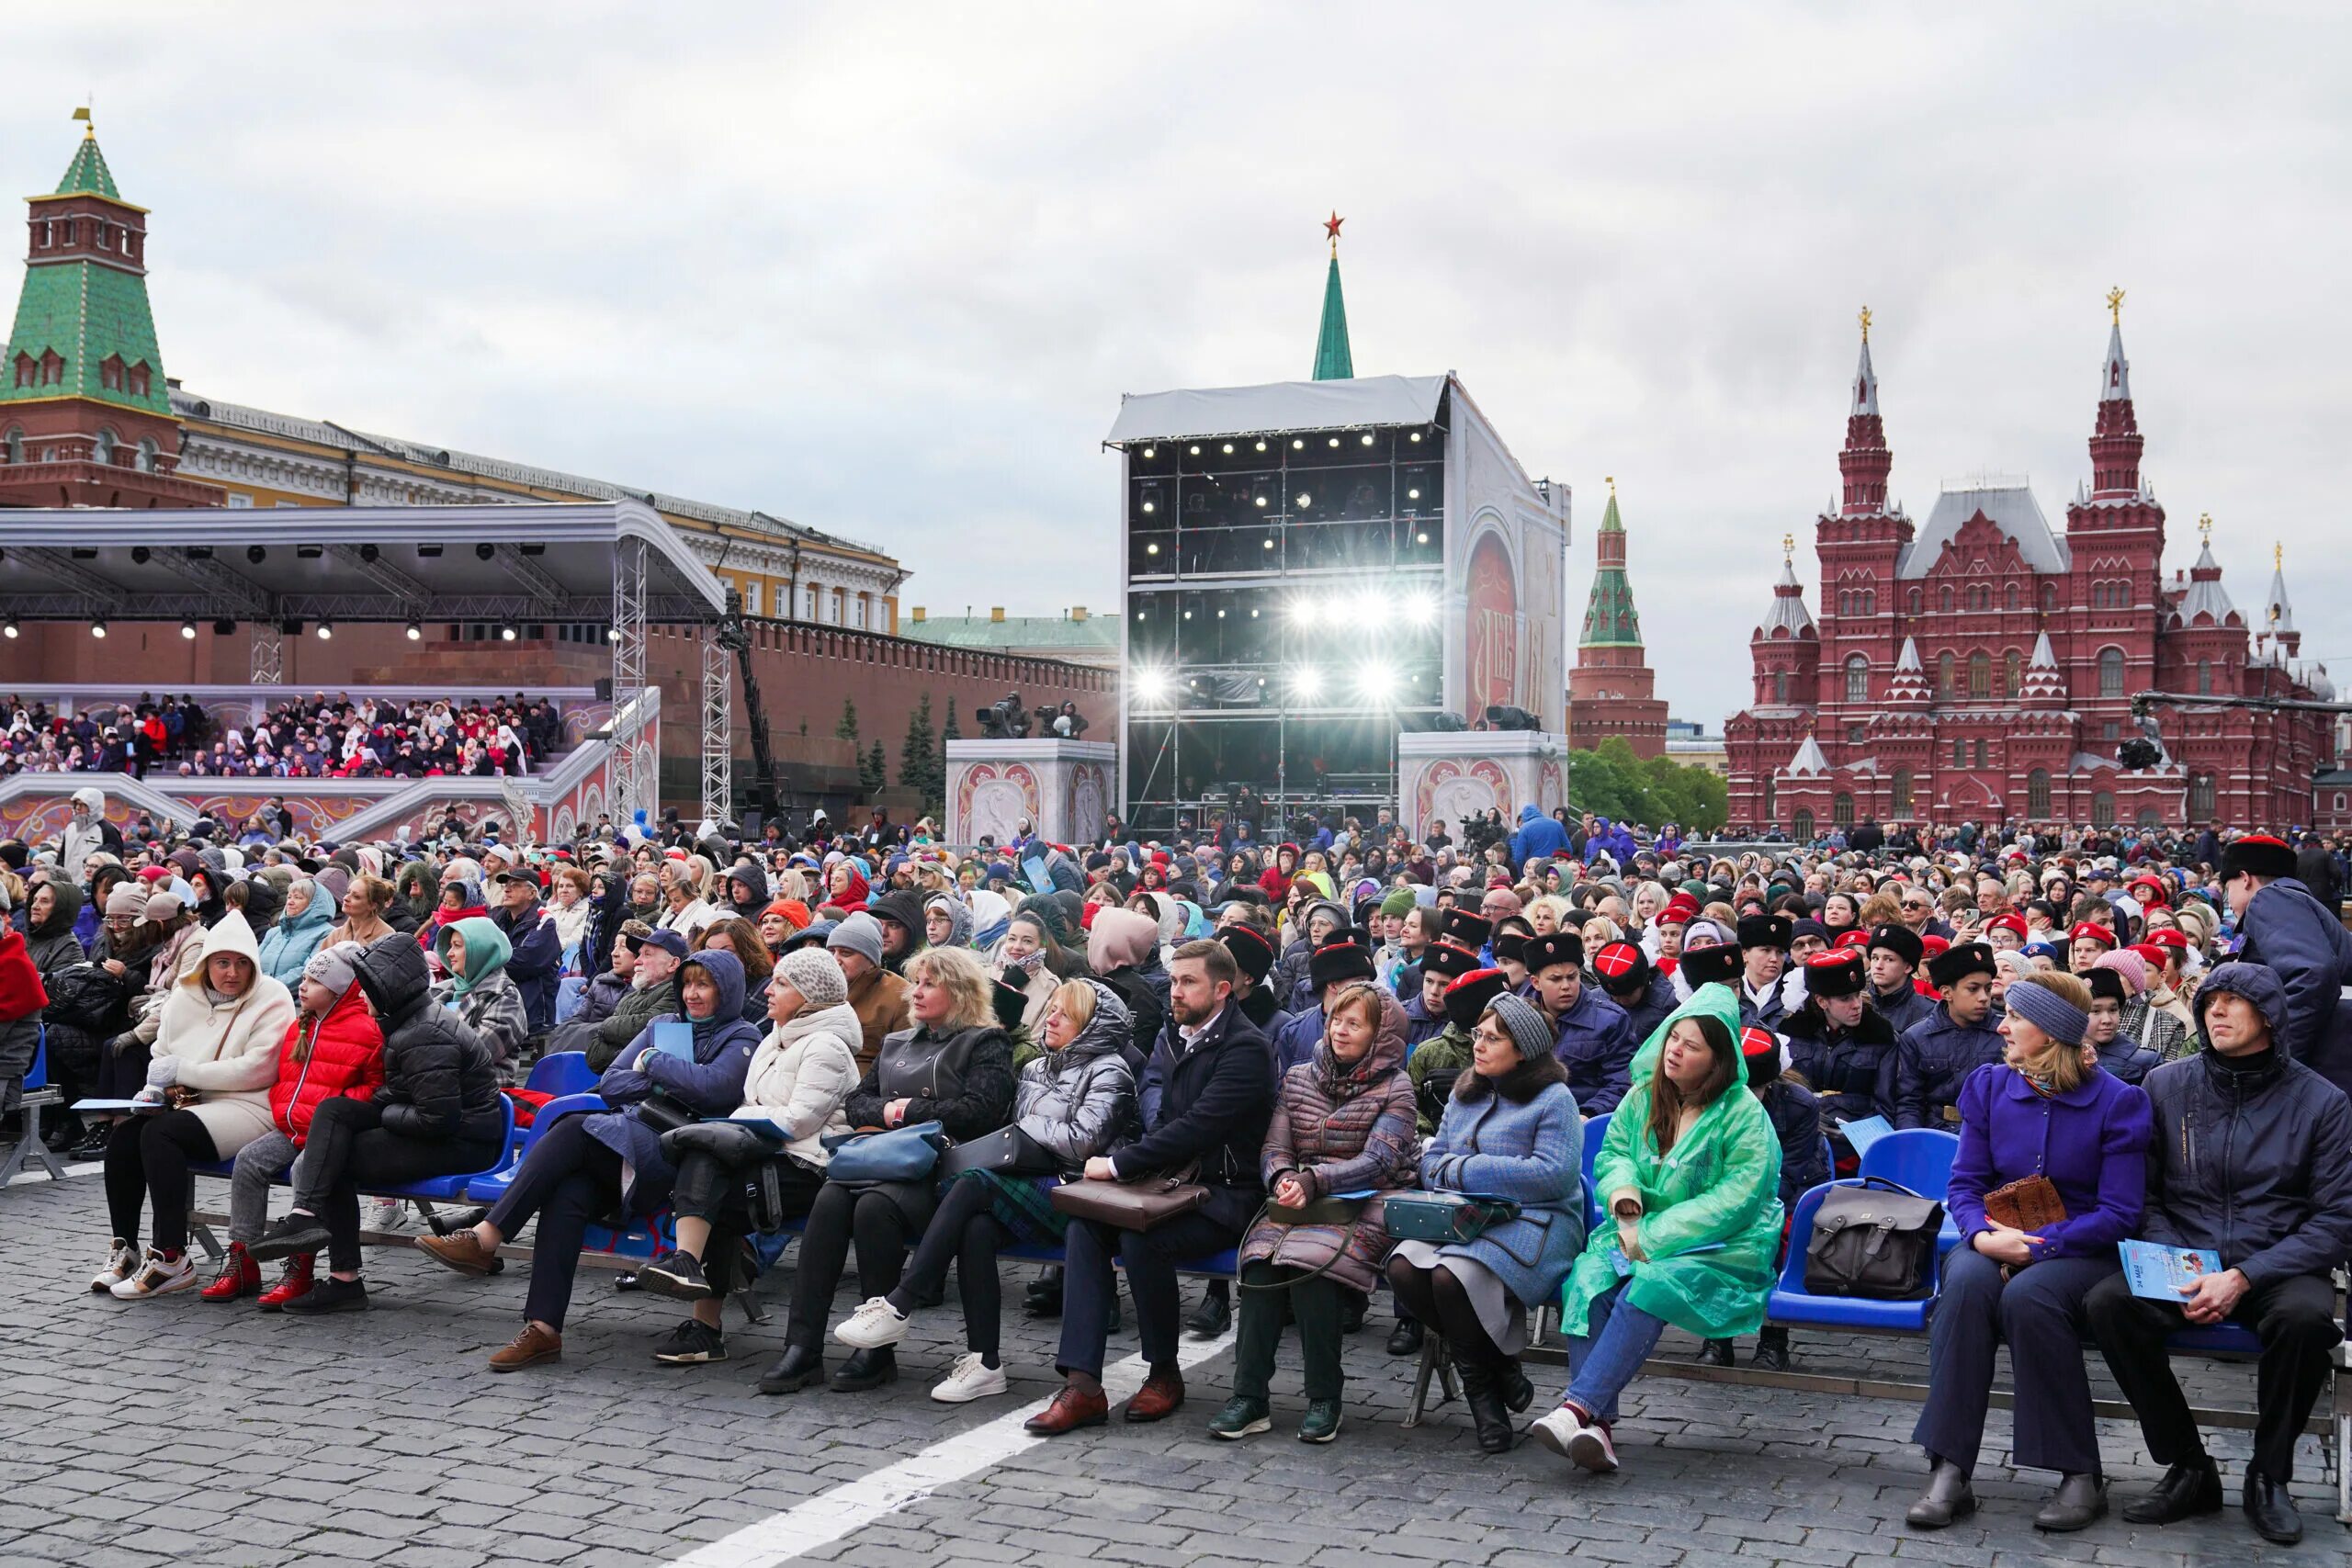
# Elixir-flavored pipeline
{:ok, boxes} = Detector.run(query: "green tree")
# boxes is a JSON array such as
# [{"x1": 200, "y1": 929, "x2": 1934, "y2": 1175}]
[
  {"x1": 899, "y1": 693, "x2": 939, "y2": 802},
  {"x1": 863, "y1": 739, "x2": 888, "y2": 797},
  {"x1": 836, "y1": 697, "x2": 860, "y2": 743},
  {"x1": 1566, "y1": 739, "x2": 1727, "y2": 834}
]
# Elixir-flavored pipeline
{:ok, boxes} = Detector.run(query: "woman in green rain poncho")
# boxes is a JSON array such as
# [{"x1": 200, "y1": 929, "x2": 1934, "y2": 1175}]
[{"x1": 1532, "y1": 983, "x2": 1783, "y2": 1474}]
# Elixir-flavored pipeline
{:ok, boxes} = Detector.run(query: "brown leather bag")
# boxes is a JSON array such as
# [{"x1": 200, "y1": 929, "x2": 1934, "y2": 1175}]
[
  {"x1": 1048, "y1": 1165, "x2": 1208, "y2": 1232},
  {"x1": 1982, "y1": 1174, "x2": 2067, "y2": 1233}
]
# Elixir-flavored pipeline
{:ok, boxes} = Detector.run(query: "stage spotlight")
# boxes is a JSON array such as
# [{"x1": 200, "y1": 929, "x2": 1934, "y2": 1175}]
[
  {"x1": 405, "y1": 620, "x2": 424, "y2": 641},
  {"x1": 1254, "y1": 495, "x2": 1267, "y2": 508},
  {"x1": 475, "y1": 542, "x2": 496, "y2": 560},
  {"x1": 1221, "y1": 443, "x2": 1234, "y2": 454},
  {"x1": 2, "y1": 620, "x2": 17, "y2": 639},
  {"x1": 1360, "y1": 433, "x2": 1374, "y2": 446},
  {"x1": 499, "y1": 624, "x2": 518, "y2": 641},
  {"x1": 1142, "y1": 446, "x2": 1156, "y2": 458},
  {"x1": 1357, "y1": 664, "x2": 1397, "y2": 704},
  {"x1": 1408, "y1": 487, "x2": 1421, "y2": 501},
  {"x1": 1406, "y1": 592, "x2": 1439, "y2": 625},
  {"x1": 1415, "y1": 532, "x2": 1429, "y2": 545},
  {"x1": 1410, "y1": 431, "x2": 1423, "y2": 443},
  {"x1": 246, "y1": 546, "x2": 266, "y2": 563},
  {"x1": 1295, "y1": 493, "x2": 1312, "y2": 508},
  {"x1": 1188, "y1": 445, "x2": 1200, "y2": 456},
  {"x1": 1292, "y1": 597, "x2": 1321, "y2": 626},
  {"x1": 1328, "y1": 436, "x2": 1340, "y2": 448},
  {"x1": 315, "y1": 620, "x2": 334, "y2": 640},
  {"x1": 1254, "y1": 439, "x2": 1267, "y2": 452},
  {"x1": 1291, "y1": 666, "x2": 1324, "y2": 700},
  {"x1": 179, "y1": 619, "x2": 198, "y2": 639},
  {"x1": 606, "y1": 626, "x2": 620, "y2": 642},
  {"x1": 1132, "y1": 666, "x2": 1173, "y2": 705},
  {"x1": 1146, "y1": 542, "x2": 1159, "y2": 556},
  {"x1": 89, "y1": 618, "x2": 107, "y2": 638},
  {"x1": 1292, "y1": 438, "x2": 1304, "y2": 449},
  {"x1": 213, "y1": 618, "x2": 235, "y2": 636},
  {"x1": 297, "y1": 543, "x2": 323, "y2": 559}
]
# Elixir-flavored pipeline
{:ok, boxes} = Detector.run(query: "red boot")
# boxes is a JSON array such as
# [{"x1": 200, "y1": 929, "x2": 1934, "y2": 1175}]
[
  {"x1": 257, "y1": 1252, "x2": 315, "y2": 1313},
  {"x1": 200, "y1": 1242, "x2": 261, "y2": 1302}
]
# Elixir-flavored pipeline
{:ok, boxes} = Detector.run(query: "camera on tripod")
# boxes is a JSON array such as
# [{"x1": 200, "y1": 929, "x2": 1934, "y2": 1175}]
[
  {"x1": 978, "y1": 693, "x2": 1032, "y2": 739},
  {"x1": 1035, "y1": 700, "x2": 1088, "y2": 739}
]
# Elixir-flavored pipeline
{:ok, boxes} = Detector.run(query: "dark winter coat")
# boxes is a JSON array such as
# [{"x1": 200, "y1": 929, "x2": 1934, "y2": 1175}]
[
  {"x1": 492, "y1": 897, "x2": 565, "y2": 1034},
  {"x1": 351, "y1": 933, "x2": 504, "y2": 1146},
  {"x1": 1617, "y1": 972, "x2": 1679, "y2": 1055},
  {"x1": 1868, "y1": 979, "x2": 1937, "y2": 1039},
  {"x1": 2235, "y1": 877, "x2": 2352, "y2": 1100},
  {"x1": 1115, "y1": 998, "x2": 1278, "y2": 1233},
  {"x1": 1758, "y1": 1077, "x2": 1828, "y2": 1209},
  {"x1": 583, "y1": 949, "x2": 761, "y2": 1213},
  {"x1": 2133, "y1": 964, "x2": 2352, "y2": 1284},
  {"x1": 584, "y1": 974, "x2": 678, "y2": 1073},
  {"x1": 2093, "y1": 1032, "x2": 2163, "y2": 1086},
  {"x1": 1550, "y1": 985, "x2": 1636, "y2": 1116},
  {"x1": 1783, "y1": 998, "x2": 1900, "y2": 1125},
  {"x1": 1885, "y1": 1003, "x2": 2006, "y2": 1129}
]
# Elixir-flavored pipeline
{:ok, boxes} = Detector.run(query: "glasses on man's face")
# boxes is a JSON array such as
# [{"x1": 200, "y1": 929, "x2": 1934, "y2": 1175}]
[{"x1": 103, "y1": 916, "x2": 136, "y2": 929}]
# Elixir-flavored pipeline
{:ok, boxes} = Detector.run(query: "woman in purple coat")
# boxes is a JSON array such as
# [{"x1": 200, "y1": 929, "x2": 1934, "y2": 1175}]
[{"x1": 1906, "y1": 973, "x2": 2153, "y2": 1535}]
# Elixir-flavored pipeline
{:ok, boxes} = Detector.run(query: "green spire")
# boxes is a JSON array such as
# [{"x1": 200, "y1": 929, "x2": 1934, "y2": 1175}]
[
  {"x1": 1578, "y1": 482, "x2": 1645, "y2": 648},
  {"x1": 56, "y1": 130, "x2": 119, "y2": 199},
  {"x1": 1312, "y1": 213, "x2": 1353, "y2": 380},
  {"x1": 3, "y1": 127, "x2": 170, "y2": 417}
]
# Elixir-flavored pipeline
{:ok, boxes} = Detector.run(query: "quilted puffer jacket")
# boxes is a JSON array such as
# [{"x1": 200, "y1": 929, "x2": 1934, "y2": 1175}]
[
  {"x1": 352, "y1": 933, "x2": 503, "y2": 1145},
  {"x1": 266, "y1": 982, "x2": 387, "y2": 1144}
]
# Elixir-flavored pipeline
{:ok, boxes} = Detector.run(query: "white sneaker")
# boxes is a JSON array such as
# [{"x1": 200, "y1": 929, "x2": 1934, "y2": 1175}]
[
  {"x1": 931, "y1": 1352, "x2": 1010, "y2": 1404},
  {"x1": 1530, "y1": 1404, "x2": 1586, "y2": 1462},
  {"x1": 364, "y1": 1199, "x2": 409, "y2": 1233},
  {"x1": 110, "y1": 1247, "x2": 198, "y2": 1300},
  {"x1": 91, "y1": 1237, "x2": 139, "y2": 1294},
  {"x1": 1532, "y1": 1403, "x2": 1618, "y2": 1472},
  {"x1": 833, "y1": 1295, "x2": 910, "y2": 1349}
]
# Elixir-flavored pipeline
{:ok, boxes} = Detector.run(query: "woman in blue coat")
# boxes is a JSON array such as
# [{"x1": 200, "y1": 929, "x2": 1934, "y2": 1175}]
[
  {"x1": 255, "y1": 876, "x2": 335, "y2": 992},
  {"x1": 1387, "y1": 979, "x2": 1584, "y2": 1453},
  {"x1": 415, "y1": 948, "x2": 759, "y2": 1371},
  {"x1": 1907, "y1": 972, "x2": 2152, "y2": 1534}
]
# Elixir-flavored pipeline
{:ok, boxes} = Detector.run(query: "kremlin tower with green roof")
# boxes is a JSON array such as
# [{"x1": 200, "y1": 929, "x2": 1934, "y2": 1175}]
[
  {"x1": 1567, "y1": 479, "x2": 1669, "y2": 757},
  {"x1": 0, "y1": 111, "x2": 220, "y2": 508}
]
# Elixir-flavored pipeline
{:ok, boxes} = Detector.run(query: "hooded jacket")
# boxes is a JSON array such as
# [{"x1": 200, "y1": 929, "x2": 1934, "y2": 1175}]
[
  {"x1": 2132, "y1": 964, "x2": 2352, "y2": 1285},
  {"x1": 266, "y1": 981, "x2": 387, "y2": 1144},
  {"x1": 256, "y1": 886, "x2": 335, "y2": 992},
  {"x1": 1241, "y1": 988, "x2": 1418, "y2": 1294},
  {"x1": 586, "y1": 948, "x2": 762, "y2": 1211},
  {"x1": 25, "y1": 879, "x2": 85, "y2": 977},
  {"x1": 1564, "y1": 986, "x2": 1784, "y2": 1341},
  {"x1": 866, "y1": 889, "x2": 931, "y2": 975},
  {"x1": 492, "y1": 890, "x2": 565, "y2": 1033},
  {"x1": 1013, "y1": 979, "x2": 1137, "y2": 1176},
  {"x1": 1088, "y1": 908, "x2": 1170, "y2": 1050},
  {"x1": 1509, "y1": 804, "x2": 1571, "y2": 874},
  {"x1": 2235, "y1": 876, "x2": 2352, "y2": 1100},
  {"x1": 150, "y1": 911, "x2": 300, "y2": 1155},
  {"x1": 925, "y1": 893, "x2": 974, "y2": 952},
  {"x1": 353, "y1": 933, "x2": 504, "y2": 1145},
  {"x1": 732, "y1": 998, "x2": 864, "y2": 1171},
  {"x1": 431, "y1": 915, "x2": 531, "y2": 1071}
]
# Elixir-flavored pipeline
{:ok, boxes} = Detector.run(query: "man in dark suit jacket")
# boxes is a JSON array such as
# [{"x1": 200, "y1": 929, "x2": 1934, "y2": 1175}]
[{"x1": 1024, "y1": 939, "x2": 1274, "y2": 1436}]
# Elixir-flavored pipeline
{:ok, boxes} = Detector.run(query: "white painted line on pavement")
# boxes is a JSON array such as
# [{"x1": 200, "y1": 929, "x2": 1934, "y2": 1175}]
[
  {"x1": 5, "y1": 1160, "x2": 102, "y2": 1188},
  {"x1": 672, "y1": 1327, "x2": 1237, "y2": 1568}
]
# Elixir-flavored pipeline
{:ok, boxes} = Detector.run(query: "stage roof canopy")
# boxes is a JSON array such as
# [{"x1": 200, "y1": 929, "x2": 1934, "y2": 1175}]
[
  {"x1": 1105, "y1": 373, "x2": 1450, "y2": 446},
  {"x1": 0, "y1": 499, "x2": 726, "y2": 625}
]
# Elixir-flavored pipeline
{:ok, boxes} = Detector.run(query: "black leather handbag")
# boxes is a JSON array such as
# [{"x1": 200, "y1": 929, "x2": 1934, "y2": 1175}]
[
  {"x1": 938, "y1": 1124, "x2": 1059, "y2": 1179},
  {"x1": 1804, "y1": 1177, "x2": 1943, "y2": 1299}
]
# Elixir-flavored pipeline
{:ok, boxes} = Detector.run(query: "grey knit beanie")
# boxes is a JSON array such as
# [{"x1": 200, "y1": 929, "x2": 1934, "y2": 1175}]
[
  {"x1": 827, "y1": 911, "x2": 887, "y2": 969},
  {"x1": 1487, "y1": 993, "x2": 1556, "y2": 1062},
  {"x1": 302, "y1": 941, "x2": 366, "y2": 999},
  {"x1": 773, "y1": 947, "x2": 850, "y2": 1011}
]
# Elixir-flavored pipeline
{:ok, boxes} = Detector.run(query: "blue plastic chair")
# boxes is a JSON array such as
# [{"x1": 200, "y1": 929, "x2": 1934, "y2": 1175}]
[
  {"x1": 1858, "y1": 1128, "x2": 1963, "y2": 1255},
  {"x1": 523, "y1": 1052, "x2": 598, "y2": 1099},
  {"x1": 1764, "y1": 1180, "x2": 1941, "y2": 1332},
  {"x1": 464, "y1": 1091, "x2": 605, "y2": 1203},
  {"x1": 1581, "y1": 1111, "x2": 1612, "y2": 1234},
  {"x1": 368, "y1": 1096, "x2": 516, "y2": 1203}
]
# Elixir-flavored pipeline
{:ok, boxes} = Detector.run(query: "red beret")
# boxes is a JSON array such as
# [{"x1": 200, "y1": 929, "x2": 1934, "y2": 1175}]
[
  {"x1": 1984, "y1": 913, "x2": 2028, "y2": 939},
  {"x1": 2068, "y1": 921, "x2": 2118, "y2": 948}
]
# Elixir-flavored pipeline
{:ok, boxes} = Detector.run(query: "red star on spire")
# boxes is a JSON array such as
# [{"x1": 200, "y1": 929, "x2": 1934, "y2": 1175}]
[{"x1": 1323, "y1": 211, "x2": 1344, "y2": 243}]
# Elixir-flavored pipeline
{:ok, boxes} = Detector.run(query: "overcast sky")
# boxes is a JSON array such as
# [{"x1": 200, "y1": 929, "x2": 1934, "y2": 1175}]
[{"x1": 13, "y1": 5, "x2": 2346, "y2": 725}]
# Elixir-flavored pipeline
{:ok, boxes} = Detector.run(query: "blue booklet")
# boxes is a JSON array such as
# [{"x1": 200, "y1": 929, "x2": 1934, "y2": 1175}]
[
  {"x1": 649, "y1": 1020, "x2": 695, "y2": 1060},
  {"x1": 1838, "y1": 1114, "x2": 1894, "y2": 1157},
  {"x1": 2120, "y1": 1238, "x2": 2224, "y2": 1300}
]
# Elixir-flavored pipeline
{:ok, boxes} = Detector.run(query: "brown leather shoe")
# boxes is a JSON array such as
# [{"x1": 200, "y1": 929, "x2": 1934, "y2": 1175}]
[
  {"x1": 489, "y1": 1322, "x2": 562, "y2": 1371},
  {"x1": 415, "y1": 1230, "x2": 497, "y2": 1276},
  {"x1": 1022, "y1": 1384, "x2": 1109, "y2": 1436},
  {"x1": 1123, "y1": 1369, "x2": 1185, "y2": 1423}
]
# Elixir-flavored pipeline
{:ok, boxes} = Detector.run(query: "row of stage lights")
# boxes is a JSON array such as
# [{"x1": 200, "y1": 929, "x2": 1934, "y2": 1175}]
[
  {"x1": 0, "y1": 618, "x2": 582, "y2": 643},
  {"x1": 1128, "y1": 662, "x2": 1425, "y2": 707},
  {"x1": 1136, "y1": 430, "x2": 1427, "y2": 460},
  {"x1": 1144, "y1": 590, "x2": 1441, "y2": 627}
]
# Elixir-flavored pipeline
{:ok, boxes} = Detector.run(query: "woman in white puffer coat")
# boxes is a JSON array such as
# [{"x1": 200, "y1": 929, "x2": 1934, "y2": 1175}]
[{"x1": 93, "y1": 910, "x2": 297, "y2": 1300}]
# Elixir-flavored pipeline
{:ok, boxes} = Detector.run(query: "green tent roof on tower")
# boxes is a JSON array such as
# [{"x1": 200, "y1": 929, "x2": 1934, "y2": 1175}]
[
  {"x1": 1577, "y1": 488, "x2": 1645, "y2": 647},
  {"x1": 1312, "y1": 213, "x2": 1353, "y2": 380},
  {"x1": 56, "y1": 131, "x2": 120, "y2": 200}
]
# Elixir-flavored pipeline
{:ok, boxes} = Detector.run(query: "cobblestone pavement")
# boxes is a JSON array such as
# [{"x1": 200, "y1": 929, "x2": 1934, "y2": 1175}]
[{"x1": 2, "y1": 1170, "x2": 2344, "y2": 1567}]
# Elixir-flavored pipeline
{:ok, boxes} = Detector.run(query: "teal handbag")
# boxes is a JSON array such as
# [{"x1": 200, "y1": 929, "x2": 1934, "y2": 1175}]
[
  {"x1": 1384, "y1": 1190, "x2": 1521, "y2": 1244},
  {"x1": 824, "y1": 1121, "x2": 947, "y2": 1183}
]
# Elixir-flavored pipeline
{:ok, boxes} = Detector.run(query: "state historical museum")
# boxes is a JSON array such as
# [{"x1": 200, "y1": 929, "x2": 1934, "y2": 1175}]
[{"x1": 1725, "y1": 300, "x2": 2335, "y2": 836}]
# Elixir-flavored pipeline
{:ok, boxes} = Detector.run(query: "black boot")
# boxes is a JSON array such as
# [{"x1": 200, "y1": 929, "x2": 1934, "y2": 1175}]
[
  {"x1": 831, "y1": 1346, "x2": 899, "y2": 1393},
  {"x1": 1696, "y1": 1337, "x2": 1736, "y2": 1367},
  {"x1": 2121, "y1": 1456, "x2": 2223, "y2": 1524},
  {"x1": 1185, "y1": 1280, "x2": 1230, "y2": 1337},
  {"x1": 1750, "y1": 1325, "x2": 1792, "y2": 1372},
  {"x1": 1498, "y1": 1356, "x2": 1533, "y2": 1414},
  {"x1": 756, "y1": 1342, "x2": 825, "y2": 1394},
  {"x1": 1385, "y1": 1316, "x2": 1424, "y2": 1358},
  {"x1": 2242, "y1": 1473, "x2": 2302, "y2": 1546},
  {"x1": 1453, "y1": 1354, "x2": 1515, "y2": 1454},
  {"x1": 1024, "y1": 1266, "x2": 1064, "y2": 1319}
]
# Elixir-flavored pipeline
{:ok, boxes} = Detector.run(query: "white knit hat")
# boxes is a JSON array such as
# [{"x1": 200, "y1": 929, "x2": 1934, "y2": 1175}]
[{"x1": 773, "y1": 946, "x2": 849, "y2": 1010}]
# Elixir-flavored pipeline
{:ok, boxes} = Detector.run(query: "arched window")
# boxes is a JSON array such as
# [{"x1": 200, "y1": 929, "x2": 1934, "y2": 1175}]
[
  {"x1": 1891, "y1": 768, "x2": 1913, "y2": 816},
  {"x1": 2028, "y1": 768, "x2": 2051, "y2": 817},
  {"x1": 2042, "y1": 581, "x2": 2059, "y2": 612},
  {"x1": 2188, "y1": 773, "x2": 2216, "y2": 820},
  {"x1": 1792, "y1": 808, "x2": 1814, "y2": 842},
  {"x1": 1974, "y1": 739, "x2": 1989, "y2": 767},
  {"x1": 1861, "y1": 589, "x2": 1875, "y2": 615},
  {"x1": 1951, "y1": 739, "x2": 1965, "y2": 768},
  {"x1": 2197, "y1": 660, "x2": 2211, "y2": 694},
  {"x1": 2092, "y1": 790, "x2": 2116, "y2": 827},
  {"x1": 1838, "y1": 591, "x2": 1851, "y2": 616},
  {"x1": 136, "y1": 437, "x2": 157, "y2": 473},
  {"x1": 2091, "y1": 582, "x2": 2106, "y2": 610},
  {"x1": 1844, "y1": 653, "x2": 1869, "y2": 703},
  {"x1": 1937, "y1": 652, "x2": 1955, "y2": 696},
  {"x1": 1970, "y1": 585, "x2": 1989, "y2": 611},
  {"x1": 1772, "y1": 670, "x2": 1789, "y2": 704},
  {"x1": 2003, "y1": 649, "x2": 2021, "y2": 698},
  {"x1": 1939, "y1": 585, "x2": 1954, "y2": 612},
  {"x1": 1761, "y1": 779, "x2": 1776, "y2": 825},
  {"x1": 2137, "y1": 807, "x2": 2162, "y2": 828},
  {"x1": 1832, "y1": 792, "x2": 1854, "y2": 828},
  {"x1": 2098, "y1": 647, "x2": 2125, "y2": 697},
  {"x1": 1968, "y1": 650, "x2": 1991, "y2": 699},
  {"x1": 1908, "y1": 587, "x2": 1922, "y2": 614},
  {"x1": 2, "y1": 428, "x2": 18, "y2": 466},
  {"x1": 2006, "y1": 583, "x2": 2019, "y2": 611},
  {"x1": 93, "y1": 429, "x2": 116, "y2": 466}
]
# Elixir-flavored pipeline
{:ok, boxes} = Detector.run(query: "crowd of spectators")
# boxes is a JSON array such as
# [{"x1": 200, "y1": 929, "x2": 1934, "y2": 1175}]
[
  {"x1": 4, "y1": 795, "x2": 2349, "y2": 1546},
  {"x1": 0, "y1": 692, "x2": 566, "y2": 780}
]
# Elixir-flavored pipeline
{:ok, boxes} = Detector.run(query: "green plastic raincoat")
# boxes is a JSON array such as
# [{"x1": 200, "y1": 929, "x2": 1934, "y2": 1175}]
[{"x1": 1561, "y1": 984, "x2": 1783, "y2": 1340}]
